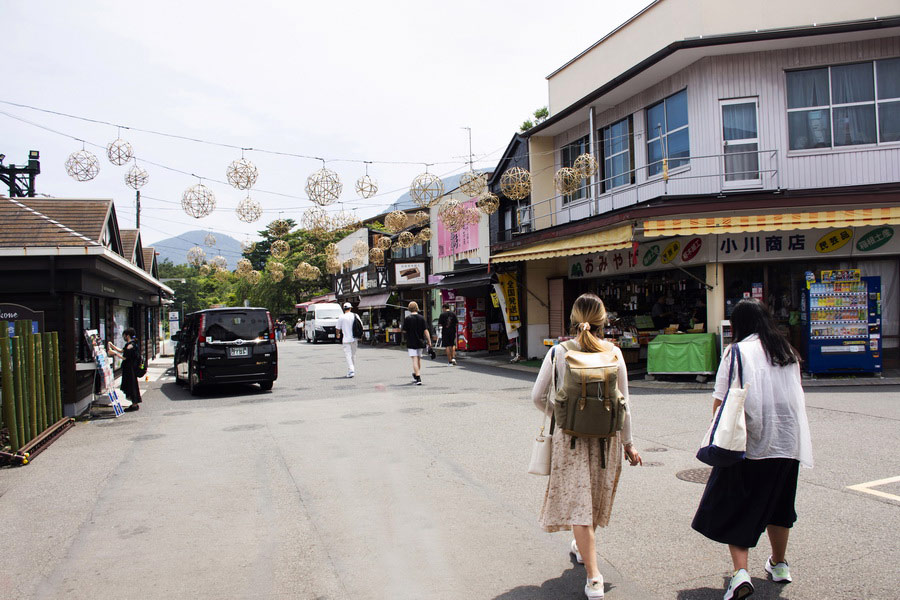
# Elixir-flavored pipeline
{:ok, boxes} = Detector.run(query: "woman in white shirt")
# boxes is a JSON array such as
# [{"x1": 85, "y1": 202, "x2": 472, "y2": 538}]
[
  {"x1": 531, "y1": 293, "x2": 642, "y2": 600},
  {"x1": 692, "y1": 298, "x2": 813, "y2": 600}
]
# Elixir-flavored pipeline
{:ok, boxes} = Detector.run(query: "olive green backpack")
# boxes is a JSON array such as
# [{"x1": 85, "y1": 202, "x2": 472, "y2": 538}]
[{"x1": 551, "y1": 341, "x2": 627, "y2": 464}]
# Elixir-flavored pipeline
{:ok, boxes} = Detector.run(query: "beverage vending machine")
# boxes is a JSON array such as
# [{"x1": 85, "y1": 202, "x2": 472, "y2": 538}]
[
  {"x1": 455, "y1": 296, "x2": 487, "y2": 351},
  {"x1": 806, "y1": 273, "x2": 881, "y2": 374}
]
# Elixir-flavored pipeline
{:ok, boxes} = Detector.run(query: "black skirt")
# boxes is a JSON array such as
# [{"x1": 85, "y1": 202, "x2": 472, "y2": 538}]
[{"x1": 692, "y1": 458, "x2": 799, "y2": 548}]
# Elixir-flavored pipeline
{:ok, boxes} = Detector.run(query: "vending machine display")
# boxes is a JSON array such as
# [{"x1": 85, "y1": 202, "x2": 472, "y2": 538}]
[
  {"x1": 455, "y1": 296, "x2": 487, "y2": 351},
  {"x1": 806, "y1": 275, "x2": 881, "y2": 374}
]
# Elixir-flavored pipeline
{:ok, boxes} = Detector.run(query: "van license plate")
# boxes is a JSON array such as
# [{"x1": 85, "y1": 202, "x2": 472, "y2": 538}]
[
  {"x1": 229, "y1": 347, "x2": 249, "y2": 357},
  {"x1": 328, "y1": 334, "x2": 335, "y2": 338}
]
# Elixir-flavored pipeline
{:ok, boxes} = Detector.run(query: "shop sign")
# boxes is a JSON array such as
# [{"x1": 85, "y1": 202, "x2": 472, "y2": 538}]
[
  {"x1": 642, "y1": 245, "x2": 660, "y2": 267},
  {"x1": 394, "y1": 262, "x2": 426, "y2": 286},
  {"x1": 856, "y1": 227, "x2": 893, "y2": 252},
  {"x1": 660, "y1": 240, "x2": 680, "y2": 264},
  {"x1": 0, "y1": 303, "x2": 44, "y2": 336},
  {"x1": 682, "y1": 237, "x2": 703, "y2": 262},
  {"x1": 713, "y1": 225, "x2": 900, "y2": 262},
  {"x1": 494, "y1": 272, "x2": 521, "y2": 338},
  {"x1": 815, "y1": 228, "x2": 853, "y2": 253},
  {"x1": 569, "y1": 235, "x2": 708, "y2": 280}
]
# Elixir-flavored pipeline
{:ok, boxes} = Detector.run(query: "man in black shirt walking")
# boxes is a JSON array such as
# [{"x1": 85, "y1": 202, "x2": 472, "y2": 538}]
[
  {"x1": 402, "y1": 301, "x2": 432, "y2": 385},
  {"x1": 437, "y1": 303, "x2": 459, "y2": 365}
]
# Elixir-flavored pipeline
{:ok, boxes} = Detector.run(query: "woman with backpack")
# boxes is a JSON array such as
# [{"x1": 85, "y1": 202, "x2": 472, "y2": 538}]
[
  {"x1": 108, "y1": 327, "x2": 142, "y2": 412},
  {"x1": 692, "y1": 298, "x2": 813, "y2": 600},
  {"x1": 531, "y1": 293, "x2": 642, "y2": 599}
]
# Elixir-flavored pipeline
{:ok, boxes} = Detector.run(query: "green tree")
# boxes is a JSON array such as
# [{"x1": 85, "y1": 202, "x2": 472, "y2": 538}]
[{"x1": 519, "y1": 106, "x2": 549, "y2": 132}]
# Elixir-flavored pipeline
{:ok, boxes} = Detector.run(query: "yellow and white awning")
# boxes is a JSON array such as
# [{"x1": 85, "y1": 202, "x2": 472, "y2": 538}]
[
  {"x1": 490, "y1": 223, "x2": 633, "y2": 263},
  {"x1": 643, "y1": 207, "x2": 900, "y2": 237}
]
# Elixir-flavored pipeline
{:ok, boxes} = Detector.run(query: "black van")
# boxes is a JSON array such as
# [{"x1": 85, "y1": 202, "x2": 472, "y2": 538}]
[{"x1": 173, "y1": 307, "x2": 277, "y2": 395}]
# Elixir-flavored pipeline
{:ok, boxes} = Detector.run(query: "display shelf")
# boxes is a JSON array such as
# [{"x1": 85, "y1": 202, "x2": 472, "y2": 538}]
[{"x1": 810, "y1": 320, "x2": 868, "y2": 324}]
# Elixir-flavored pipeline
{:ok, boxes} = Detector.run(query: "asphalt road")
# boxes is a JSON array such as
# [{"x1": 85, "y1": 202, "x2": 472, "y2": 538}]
[{"x1": 1, "y1": 340, "x2": 897, "y2": 599}]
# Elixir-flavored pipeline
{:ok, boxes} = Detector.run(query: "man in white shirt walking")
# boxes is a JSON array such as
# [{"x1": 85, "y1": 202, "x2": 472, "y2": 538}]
[{"x1": 337, "y1": 302, "x2": 359, "y2": 378}]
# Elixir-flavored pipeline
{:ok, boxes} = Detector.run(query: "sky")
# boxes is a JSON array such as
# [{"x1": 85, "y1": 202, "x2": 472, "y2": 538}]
[{"x1": 1, "y1": 0, "x2": 650, "y2": 253}]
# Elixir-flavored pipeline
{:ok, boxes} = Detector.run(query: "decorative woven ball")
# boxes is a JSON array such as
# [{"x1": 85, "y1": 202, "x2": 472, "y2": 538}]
[
  {"x1": 241, "y1": 239, "x2": 257, "y2": 254},
  {"x1": 352, "y1": 239, "x2": 368, "y2": 257},
  {"x1": 214, "y1": 268, "x2": 230, "y2": 282},
  {"x1": 330, "y1": 209, "x2": 358, "y2": 233},
  {"x1": 413, "y1": 211, "x2": 429, "y2": 226},
  {"x1": 326, "y1": 256, "x2": 341, "y2": 274},
  {"x1": 236, "y1": 258, "x2": 252, "y2": 275},
  {"x1": 409, "y1": 172, "x2": 444, "y2": 208},
  {"x1": 438, "y1": 198, "x2": 460, "y2": 219},
  {"x1": 351, "y1": 253, "x2": 365, "y2": 268},
  {"x1": 385, "y1": 210, "x2": 409, "y2": 234},
  {"x1": 270, "y1": 240, "x2": 291, "y2": 260},
  {"x1": 306, "y1": 168, "x2": 343, "y2": 206},
  {"x1": 268, "y1": 219, "x2": 291, "y2": 238},
  {"x1": 235, "y1": 196, "x2": 262, "y2": 223},
  {"x1": 355, "y1": 174, "x2": 378, "y2": 199},
  {"x1": 269, "y1": 269, "x2": 285, "y2": 283},
  {"x1": 226, "y1": 158, "x2": 258, "y2": 190},
  {"x1": 464, "y1": 206, "x2": 481, "y2": 226},
  {"x1": 187, "y1": 246, "x2": 206, "y2": 266},
  {"x1": 210, "y1": 255, "x2": 228, "y2": 271},
  {"x1": 442, "y1": 205, "x2": 465, "y2": 233},
  {"x1": 65, "y1": 150, "x2": 101, "y2": 182},
  {"x1": 199, "y1": 264, "x2": 211, "y2": 276},
  {"x1": 301, "y1": 207, "x2": 329, "y2": 233},
  {"x1": 554, "y1": 167, "x2": 581, "y2": 195},
  {"x1": 476, "y1": 192, "x2": 500, "y2": 215},
  {"x1": 106, "y1": 139, "x2": 134, "y2": 166},
  {"x1": 459, "y1": 170, "x2": 487, "y2": 197},
  {"x1": 204, "y1": 232, "x2": 217, "y2": 248},
  {"x1": 342, "y1": 259, "x2": 354, "y2": 271},
  {"x1": 246, "y1": 270, "x2": 261, "y2": 285},
  {"x1": 268, "y1": 261, "x2": 285, "y2": 273},
  {"x1": 377, "y1": 236, "x2": 393, "y2": 251},
  {"x1": 397, "y1": 231, "x2": 416, "y2": 248},
  {"x1": 125, "y1": 164, "x2": 149, "y2": 190},
  {"x1": 416, "y1": 227, "x2": 433, "y2": 242},
  {"x1": 325, "y1": 242, "x2": 339, "y2": 257},
  {"x1": 500, "y1": 167, "x2": 532, "y2": 200},
  {"x1": 182, "y1": 184, "x2": 216, "y2": 219},
  {"x1": 574, "y1": 153, "x2": 599, "y2": 179},
  {"x1": 303, "y1": 243, "x2": 316, "y2": 255},
  {"x1": 368, "y1": 247, "x2": 384, "y2": 265}
]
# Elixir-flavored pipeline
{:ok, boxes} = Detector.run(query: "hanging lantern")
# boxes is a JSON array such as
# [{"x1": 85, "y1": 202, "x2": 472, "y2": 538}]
[
  {"x1": 355, "y1": 174, "x2": 378, "y2": 199},
  {"x1": 106, "y1": 138, "x2": 134, "y2": 166},
  {"x1": 65, "y1": 149, "x2": 101, "y2": 182},
  {"x1": 303, "y1": 243, "x2": 316, "y2": 255},
  {"x1": 236, "y1": 258, "x2": 252, "y2": 275},
  {"x1": 554, "y1": 167, "x2": 581, "y2": 195},
  {"x1": 246, "y1": 270, "x2": 261, "y2": 285},
  {"x1": 270, "y1": 239, "x2": 291, "y2": 259},
  {"x1": 210, "y1": 255, "x2": 228, "y2": 271},
  {"x1": 301, "y1": 207, "x2": 329, "y2": 233},
  {"x1": 397, "y1": 231, "x2": 415, "y2": 248},
  {"x1": 574, "y1": 153, "x2": 599, "y2": 179},
  {"x1": 182, "y1": 184, "x2": 216, "y2": 219},
  {"x1": 499, "y1": 167, "x2": 532, "y2": 200},
  {"x1": 226, "y1": 158, "x2": 258, "y2": 190},
  {"x1": 409, "y1": 172, "x2": 444, "y2": 208},
  {"x1": 235, "y1": 196, "x2": 262, "y2": 223},
  {"x1": 306, "y1": 167, "x2": 343, "y2": 206},
  {"x1": 413, "y1": 210, "x2": 429, "y2": 225},
  {"x1": 204, "y1": 232, "x2": 217, "y2": 247},
  {"x1": 124, "y1": 163, "x2": 149, "y2": 190},
  {"x1": 268, "y1": 219, "x2": 291, "y2": 238},
  {"x1": 187, "y1": 246, "x2": 206, "y2": 266},
  {"x1": 241, "y1": 239, "x2": 257, "y2": 254},
  {"x1": 377, "y1": 236, "x2": 393, "y2": 251},
  {"x1": 385, "y1": 210, "x2": 409, "y2": 233},
  {"x1": 476, "y1": 192, "x2": 500, "y2": 215},
  {"x1": 416, "y1": 227, "x2": 433, "y2": 242},
  {"x1": 459, "y1": 170, "x2": 487, "y2": 197},
  {"x1": 199, "y1": 264, "x2": 211, "y2": 276},
  {"x1": 368, "y1": 247, "x2": 384, "y2": 266}
]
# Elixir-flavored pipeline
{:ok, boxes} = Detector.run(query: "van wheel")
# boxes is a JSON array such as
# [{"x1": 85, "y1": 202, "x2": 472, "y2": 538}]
[{"x1": 259, "y1": 380, "x2": 274, "y2": 391}]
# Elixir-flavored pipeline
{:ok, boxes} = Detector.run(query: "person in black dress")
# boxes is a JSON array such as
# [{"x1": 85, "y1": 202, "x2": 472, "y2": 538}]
[
  {"x1": 437, "y1": 303, "x2": 459, "y2": 365},
  {"x1": 401, "y1": 302, "x2": 431, "y2": 385},
  {"x1": 108, "y1": 327, "x2": 142, "y2": 412}
]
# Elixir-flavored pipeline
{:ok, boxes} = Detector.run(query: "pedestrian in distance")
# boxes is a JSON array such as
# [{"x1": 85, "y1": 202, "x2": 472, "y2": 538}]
[
  {"x1": 107, "y1": 327, "x2": 142, "y2": 412},
  {"x1": 438, "y1": 303, "x2": 459, "y2": 365},
  {"x1": 530, "y1": 293, "x2": 641, "y2": 600},
  {"x1": 402, "y1": 301, "x2": 431, "y2": 385},
  {"x1": 692, "y1": 298, "x2": 813, "y2": 600},
  {"x1": 337, "y1": 302, "x2": 361, "y2": 378}
]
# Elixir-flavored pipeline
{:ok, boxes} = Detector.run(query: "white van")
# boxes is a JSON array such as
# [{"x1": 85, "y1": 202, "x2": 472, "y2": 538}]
[{"x1": 303, "y1": 303, "x2": 343, "y2": 343}]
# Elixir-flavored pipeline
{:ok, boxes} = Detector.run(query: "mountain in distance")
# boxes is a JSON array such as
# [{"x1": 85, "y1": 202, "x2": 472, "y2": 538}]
[{"x1": 149, "y1": 230, "x2": 244, "y2": 269}]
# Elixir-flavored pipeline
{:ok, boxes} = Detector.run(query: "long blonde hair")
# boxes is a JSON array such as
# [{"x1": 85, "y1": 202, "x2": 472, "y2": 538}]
[{"x1": 570, "y1": 293, "x2": 607, "y2": 353}]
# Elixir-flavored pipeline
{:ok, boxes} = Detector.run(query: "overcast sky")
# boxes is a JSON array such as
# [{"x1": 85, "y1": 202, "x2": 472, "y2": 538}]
[{"x1": 2, "y1": 0, "x2": 649, "y2": 251}]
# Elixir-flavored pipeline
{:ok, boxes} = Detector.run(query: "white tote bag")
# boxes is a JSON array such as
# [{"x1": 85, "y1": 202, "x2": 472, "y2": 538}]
[
  {"x1": 528, "y1": 347, "x2": 559, "y2": 476},
  {"x1": 697, "y1": 344, "x2": 748, "y2": 467}
]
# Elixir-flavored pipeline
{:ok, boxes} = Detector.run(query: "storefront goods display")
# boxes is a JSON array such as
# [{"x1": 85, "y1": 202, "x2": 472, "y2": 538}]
[
  {"x1": 187, "y1": 246, "x2": 206, "y2": 266},
  {"x1": 65, "y1": 149, "x2": 100, "y2": 182},
  {"x1": 647, "y1": 333, "x2": 718, "y2": 375},
  {"x1": 409, "y1": 172, "x2": 444, "y2": 208},
  {"x1": 124, "y1": 162, "x2": 149, "y2": 189},
  {"x1": 226, "y1": 157, "x2": 258, "y2": 190},
  {"x1": 476, "y1": 192, "x2": 500, "y2": 215},
  {"x1": 499, "y1": 166, "x2": 531, "y2": 200},
  {"x1": 554, "y1": 167, "x2": 581, "y2": 195},
  {"x1": 385, "y1": 210, "x2": 409, "y2": 233},
  {"x1": 235, "y1": 196, "x2": 262, "y2": 223},
  {"x1": 182, "y1": 183, "x2": 216, "y2": 219},
  {"x1": 355, "y1": 174, "x2": 378, "y2": 199},
  {"x1": 459, "y1": 170, "x2": 487, "y2": 197},
  {"x1": 306, "y1": 167, "x2": 342, "y2": 206},
  {"x1": 807, "y1": 275, "x2": 881, "y2": 374},
  {"x1": 270, "y1": 240, "x2": 290, "y2": 260},
  {"x1": 106, "y1": 138, "x2": 134, "y2": 166},
  {"x1": 573, "y1": 153, "x2": 599, "y2": 179}
]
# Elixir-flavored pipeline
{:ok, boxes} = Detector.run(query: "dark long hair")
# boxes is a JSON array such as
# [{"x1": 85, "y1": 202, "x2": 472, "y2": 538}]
[{"x1": 730, "y1": 298, "x2": 797, "y2": 366}]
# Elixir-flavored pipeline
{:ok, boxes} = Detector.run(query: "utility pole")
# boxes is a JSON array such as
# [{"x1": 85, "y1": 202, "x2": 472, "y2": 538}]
[{"x1": 135, "y1": 190, "x2": 141, "y2": 229}]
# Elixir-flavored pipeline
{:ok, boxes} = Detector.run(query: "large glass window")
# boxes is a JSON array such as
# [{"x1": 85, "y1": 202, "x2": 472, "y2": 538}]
[
  {"x1": 560, "y1": 135, "x2": 590, "y2": 204},
  {"x1": 646, "y1": 89, "x2": 690, "y2": 176},
  {"x1": 786, "y1": 59, "x2": 900, "y2": 149},
  {"x1": 601, "y1": 116, "x2": 634, "y2": 190}
]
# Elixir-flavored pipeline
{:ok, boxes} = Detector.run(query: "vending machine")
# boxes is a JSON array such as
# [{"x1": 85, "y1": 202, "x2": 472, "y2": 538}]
[
  {"x1": 455, "y1": 296, "x2": 487, "y2": 351},
  {"x1": 806, "y1": 273, "x2": 881, "y2": 374}
]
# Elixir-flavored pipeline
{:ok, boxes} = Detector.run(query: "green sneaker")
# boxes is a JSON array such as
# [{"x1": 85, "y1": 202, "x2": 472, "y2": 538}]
[
  {"x1": 724, "y1": 569, "x2": 753, "y2": 600},
  {"x1": 765, "y1": 557, "x2": 792, "y2": 583}
]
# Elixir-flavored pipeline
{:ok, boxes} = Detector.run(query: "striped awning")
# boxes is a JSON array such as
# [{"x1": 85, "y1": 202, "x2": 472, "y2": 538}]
[
  {"x1": 490, "y1": 223, "x2": 633, "y2": 263},
  {"x1": 643, "y1": 208, "x2": 900, "y2": 237}
]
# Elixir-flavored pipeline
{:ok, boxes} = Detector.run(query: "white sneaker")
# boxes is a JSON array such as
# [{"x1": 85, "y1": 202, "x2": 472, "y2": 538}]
[
  {"x1": 584, "y1": 575, "x2": 604, "y2": 599},
  {"x1": 451, "y1": 359, "x2": 457, "y2": 366},
  {"x1": 570, "y1": 539, "x2": 584, "y2": 564},
  {"x1": 765, "y1": 556, "x2": 791, "y2": 583},
  {"x1": 723, "y1": 569, "x2": 753, "y2": 600},
  {"x1": 347, "y1": 371, "x2": 355, "y2": 378}
]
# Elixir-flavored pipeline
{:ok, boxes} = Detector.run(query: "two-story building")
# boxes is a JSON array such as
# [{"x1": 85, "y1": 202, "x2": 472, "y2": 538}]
[{"x1": 489, "y1": 0, "x2": 900, "y2": 371}]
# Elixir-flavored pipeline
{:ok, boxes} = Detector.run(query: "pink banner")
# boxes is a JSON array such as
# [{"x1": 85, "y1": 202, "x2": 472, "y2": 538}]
[{"x1": 437, "y1": 200, "x2": 479, "y2": 258}]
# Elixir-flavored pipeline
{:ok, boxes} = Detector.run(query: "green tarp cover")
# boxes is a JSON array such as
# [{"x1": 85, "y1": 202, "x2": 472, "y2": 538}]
[{"x1": 647, "y1": 333, "x2": 718, "y2": 374}]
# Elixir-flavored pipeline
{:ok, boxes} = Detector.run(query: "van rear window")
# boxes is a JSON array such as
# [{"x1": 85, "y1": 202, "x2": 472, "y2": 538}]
[
  {"x1": 204, "y1": 311, "x2": 269, "y2": 341},
  {"x1": 314, "y1": 307, "x2": 342, "y2": 319}
]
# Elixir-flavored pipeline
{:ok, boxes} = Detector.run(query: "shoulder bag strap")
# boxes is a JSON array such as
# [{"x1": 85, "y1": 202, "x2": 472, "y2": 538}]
[
  {"x1": 709, "y1": 344, "x2": 738, "y2": 438},
  {"x1": 540, "y1": 347, "x2": 558, "y2": 436},
  {"x1": 734, "y1": 344, "x2": 743, "y2": 387}
]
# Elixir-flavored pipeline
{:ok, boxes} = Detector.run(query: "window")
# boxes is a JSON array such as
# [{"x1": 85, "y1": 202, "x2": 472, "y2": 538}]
[
  {"x1": 786, "y1": 59, "x2": 900, "y2": 149},
  {"x1": 560, "y1": 135, "x2": 590, "y2": 203},
  {"x1": 646, "y1": 89, "x2": 689, "y2": 176},
  {"x1": 601, "y1": 116, "x2": 634, "y2": 190},
  {"x1": 721, "y1": 99, "x2": 760, "y2": 184}
]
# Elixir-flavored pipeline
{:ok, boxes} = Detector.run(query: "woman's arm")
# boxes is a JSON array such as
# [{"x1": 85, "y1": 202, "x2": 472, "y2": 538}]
[{"x1": 531, "y1": 348, "x2": 556, "y2": 414}]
